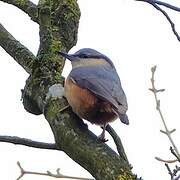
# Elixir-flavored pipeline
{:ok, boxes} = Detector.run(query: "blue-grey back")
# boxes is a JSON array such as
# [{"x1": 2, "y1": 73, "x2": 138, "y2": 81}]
[{"x1": 69, "y1": 64, "x2": 128, "y2": 113}]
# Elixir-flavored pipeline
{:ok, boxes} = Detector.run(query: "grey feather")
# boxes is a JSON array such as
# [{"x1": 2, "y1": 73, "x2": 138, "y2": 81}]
[
  {"x1": 69, "y1": 64, "x2": 129, "y2": 124},
  {"x1": 116, "y1": 112, "x2": 129, "y2": 125}
]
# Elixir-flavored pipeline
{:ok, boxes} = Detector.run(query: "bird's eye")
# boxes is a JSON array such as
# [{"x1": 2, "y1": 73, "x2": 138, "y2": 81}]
[{"x1": 79, "y1": 54, "x2": 88, "y2": 58}]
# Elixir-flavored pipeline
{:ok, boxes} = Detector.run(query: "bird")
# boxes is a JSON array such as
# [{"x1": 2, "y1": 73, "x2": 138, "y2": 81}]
[{"x1": 59, "y1": 48, "x2": 129, "y2": 141}]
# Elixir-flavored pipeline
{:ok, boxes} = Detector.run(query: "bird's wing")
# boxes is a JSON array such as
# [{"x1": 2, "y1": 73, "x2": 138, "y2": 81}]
[{"x1": 69, "y1": 66, "x2": 128, "y2": 117}]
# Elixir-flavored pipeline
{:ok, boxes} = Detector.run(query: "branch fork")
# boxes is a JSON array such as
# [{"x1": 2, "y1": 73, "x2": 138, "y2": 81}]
[
  {"x1": 17, "y1": 161, "x2": 94, "y2": 180},
  {"x1": 0, "y1": 0, "x2": 135, "y2": 179}
]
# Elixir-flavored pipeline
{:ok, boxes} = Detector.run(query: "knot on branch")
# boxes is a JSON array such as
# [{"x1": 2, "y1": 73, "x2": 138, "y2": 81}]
[
  {"x1": 21, "y1": 89, "x2": 42, "y2": 115},
  {"x1": 21, "y1": 60, "x2": 65, "y2": 116}
]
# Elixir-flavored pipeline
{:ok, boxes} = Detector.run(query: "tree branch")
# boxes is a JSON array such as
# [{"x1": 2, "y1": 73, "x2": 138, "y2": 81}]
[
  {"x1": 149, "y1": 66, "x2": 180, "y2": 180},
  {"x1": 136, "y1": 0, "x2": 180, "y2": 12},
  {"x1": 16, "y1": 161, "x2": 94, "y2": 180},
  {"x1": 41, "y1": 96, "x2": 134, "y2": 180},
  {"x1": 136, "y1": 0, "x2": 180, "y2": 41},
  {"x1": 0, "y1": 23, "x2": 36, "y2": 74},
  {"x1": 155, "y1": 156, "x2": 177, "y2": 163},
  {"x1": 171, "y1": 147, "x2": 180, "y2": 162},
  {"x1": 165, "y1": 163, "x2": 174, "y2": 179},
  {"x1": 149, "y1": 66, "x2": 180, "y2": 158},
  {"x1": 0, "y1": 0, "x2": 135, "y2": 179},
  {"x1": 0, "y1": 135, "x2": 58, "y2": 150},
  {"x1": 0, "y1": 0, "x2": 38, "y2": 23},
  {"x1": 152, "y1": 0, "x2": 180, "y2": 12},
  {"x1": 106, "y1": 125, "x2": 130, "y2": 166}
]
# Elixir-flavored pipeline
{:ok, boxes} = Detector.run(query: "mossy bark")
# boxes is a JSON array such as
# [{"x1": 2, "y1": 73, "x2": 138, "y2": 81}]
[
  {"x1": 0, "y1": 23, "x2": 35, "y2": 73},
  {"x1": 0, "y1": 0, "x2": 136, "y2": 179}
]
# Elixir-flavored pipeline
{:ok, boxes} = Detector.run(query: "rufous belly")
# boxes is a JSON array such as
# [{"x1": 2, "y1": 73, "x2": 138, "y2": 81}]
[{"x1": 65, "y1": 77, "x2": 117, "y2": 125}]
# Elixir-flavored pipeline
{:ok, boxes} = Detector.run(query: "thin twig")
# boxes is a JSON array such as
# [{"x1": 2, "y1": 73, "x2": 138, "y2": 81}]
[
  {"x1": 165, "y1": 163, "x2": 174, "y2": 179},
  {"x1": 0, "y1": 135, "x2": 59, "y2": 150},
  {"x1": 136, "y1": 0, "x2": 180, "y2": 41},
  {"x1": 136, "y1": 0, "x2": 180, "y2": 12},
  {"x1": 150, "y1": 2, "x2": 180, "y2": 41},
  {"x1": 149, "y1": 66, "x2": 180, "y2": 159},
  {"x1": 155, "y1": 156, "x2": 178, "y2": 163},
  {"x1": 157, "y1": 147, "x2": 180, "y2": 179},
  {"x1": 171, "y1": 147, "x2": 180, "y2": 162},
  {"x1": 16, "y1": 161, "x2": 94, "y2": 180},
  {"x1": 153, "y1": 0, "x2": 180, "y2": 12}
]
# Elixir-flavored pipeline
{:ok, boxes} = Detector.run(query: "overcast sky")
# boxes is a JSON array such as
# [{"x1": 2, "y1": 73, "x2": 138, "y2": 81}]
[{"x1": 0, "y1": 0, "x2": 180, "y2": 179}]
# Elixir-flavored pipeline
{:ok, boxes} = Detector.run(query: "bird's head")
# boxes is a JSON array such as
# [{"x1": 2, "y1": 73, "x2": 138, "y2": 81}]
[{"x1": 59, "y1": 48, "x2": 114, "y2": 68}]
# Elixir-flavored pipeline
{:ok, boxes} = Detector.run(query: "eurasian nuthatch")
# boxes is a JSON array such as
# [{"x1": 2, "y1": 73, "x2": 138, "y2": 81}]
[{"x1": 59, "y1": 48, "x2": 129, "y2": 141}]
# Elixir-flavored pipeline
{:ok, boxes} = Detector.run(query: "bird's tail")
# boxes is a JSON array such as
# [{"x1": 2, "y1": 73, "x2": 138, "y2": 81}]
[
  {"x1": 112, "y1": 106, "x2": 129, "y2": 125},
  {"x1": 118, "y1": 113, "x2": 129, "y2": 125}
]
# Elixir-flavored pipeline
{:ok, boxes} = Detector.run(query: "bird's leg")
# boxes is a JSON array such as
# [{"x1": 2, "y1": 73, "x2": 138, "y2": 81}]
[{"x1": 98, "y1": 123, "x2": 108, "y2": 142}]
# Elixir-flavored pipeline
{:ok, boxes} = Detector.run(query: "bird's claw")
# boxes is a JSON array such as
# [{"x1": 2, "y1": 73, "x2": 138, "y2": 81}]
[{"x1": 97, "y1": 134, "x2": 108, "y2": 142}]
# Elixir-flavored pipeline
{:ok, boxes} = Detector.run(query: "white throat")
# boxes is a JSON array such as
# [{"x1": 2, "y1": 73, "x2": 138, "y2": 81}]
[{"x1": 71, "y1": 58, "x2": 108, "y2": 68}]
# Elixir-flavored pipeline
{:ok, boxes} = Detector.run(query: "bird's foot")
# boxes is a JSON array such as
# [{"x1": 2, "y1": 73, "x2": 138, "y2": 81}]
[
  {"x1": 97, "y1": 133, "x2": 108, "y2": 142},
  {"x1": 97, "y1": 124, "x2": 108, "y2": 142}
]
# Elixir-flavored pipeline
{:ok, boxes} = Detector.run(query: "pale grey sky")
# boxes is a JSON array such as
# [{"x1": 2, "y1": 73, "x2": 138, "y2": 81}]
[{"x1": 0, "y1": 0, "x2": 180, "y2": 179}]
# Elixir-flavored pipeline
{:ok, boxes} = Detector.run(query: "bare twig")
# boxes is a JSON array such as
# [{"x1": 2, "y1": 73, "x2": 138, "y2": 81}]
[
  {"x1": 153, "y1": 0, "x2": 180, "y2": 12},
  {"x1": 155, "y1": 157, "x2": 178, "y2": 163},
  {"x1": 16, "y1": 161, "x2": 94, "y2": 180},
  {"x1": 0, "y1": 0, "x2": 38, "y2": 23},
  {"x1": 171, "y1": 147, "x2": 180, "y2": 162},
  {"x1": 149, "y1": 66, "x2": 180, "y2": 159},
  {"x1": 0, "y1": 23, "x2": 36, "y2": 74},
  {"x1": 165, "y1": 163, "x2": 174, "y2": 179},
  {"x1": 136, "y1": 0, "x2": 180, "y2": 12},
  {"x1": 160, "y1": 129, "x2": 176, "y2": 135},
  {"x1": 0, "y1": 135, "x2": 59, "y2": 150},
  {"x1": 136, "y1": 0, "x2": 180, "y2": 41}
]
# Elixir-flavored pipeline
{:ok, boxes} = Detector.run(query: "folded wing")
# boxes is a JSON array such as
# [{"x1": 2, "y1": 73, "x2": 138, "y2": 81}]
[{"x1": 69, "y1": 65, "x2": 129, "y2": 125}]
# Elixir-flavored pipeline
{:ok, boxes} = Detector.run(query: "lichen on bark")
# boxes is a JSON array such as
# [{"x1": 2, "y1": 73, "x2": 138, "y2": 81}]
[{"x1": 0, "y1": 0, "x2": 136, "y2": 179}]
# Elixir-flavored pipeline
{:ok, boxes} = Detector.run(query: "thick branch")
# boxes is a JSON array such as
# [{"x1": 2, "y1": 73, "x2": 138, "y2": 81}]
[
  {"x1": 37, "y1": 0, "x2": 80, "y2": 59},
  {"x1": 23, "y1": 74, "x2": 134, "y2": 180},
  {"x1": 45, "y1": 105, "x2": 134, "y2": 180},
  {"x1": 37, "y1": 0, "x2": 52, "y2": 57},
  {"x1": 0, "y1": 0, "x2": 38, "y2": 23},
  {"x1": 0, "y1": 23, "x2": 36, "y2": 74},
  {"x1": 9, "y1": 0, "x2": 134, "y2": 179},
  {"x1": 0, "y1": 135, "x2": 58, "y2": 150}
]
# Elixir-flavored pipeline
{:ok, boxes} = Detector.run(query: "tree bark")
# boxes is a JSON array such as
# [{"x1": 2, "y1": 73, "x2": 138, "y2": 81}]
[
  {"x1": 0, "y1": 0, "x2": 136, "y2": 179},
  {"x1": 0, "y1": 23, "x2": 36, "y2": 73}
]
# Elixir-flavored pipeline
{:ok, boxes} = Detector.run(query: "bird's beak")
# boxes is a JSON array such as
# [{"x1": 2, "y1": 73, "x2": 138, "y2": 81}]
[{"x1": 59, "y1": 52, "x2": 75, "y2": 61}]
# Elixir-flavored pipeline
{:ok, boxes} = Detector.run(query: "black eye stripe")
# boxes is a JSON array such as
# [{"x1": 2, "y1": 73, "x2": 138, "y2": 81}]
[
  {"x1": 78, "y1": 54, "x2": 103, "y2": 59},
  {"x1": 79, "y1": 54, "x2": 89, "y2": 58}
]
